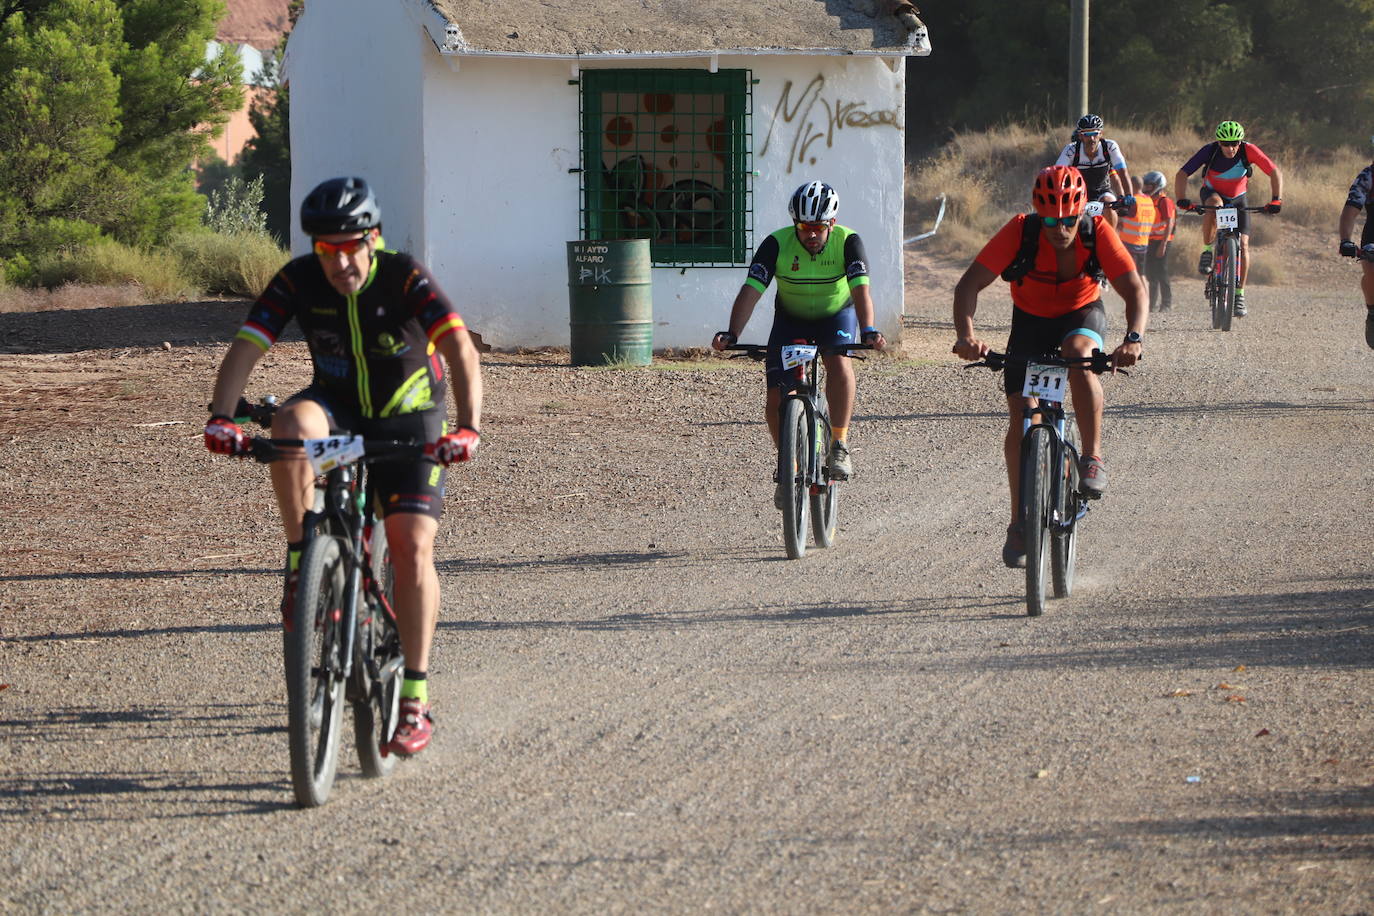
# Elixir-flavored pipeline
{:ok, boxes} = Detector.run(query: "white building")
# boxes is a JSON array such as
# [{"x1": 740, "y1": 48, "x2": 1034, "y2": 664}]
[{"x1": 284, "y1": 0, "x2": 930, "y2": 348}]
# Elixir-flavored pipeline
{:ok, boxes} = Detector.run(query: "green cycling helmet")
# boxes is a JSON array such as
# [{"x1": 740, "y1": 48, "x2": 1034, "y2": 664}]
[{"x1": 1215, "y1": 120, "x2": 1245, "y2": 142}]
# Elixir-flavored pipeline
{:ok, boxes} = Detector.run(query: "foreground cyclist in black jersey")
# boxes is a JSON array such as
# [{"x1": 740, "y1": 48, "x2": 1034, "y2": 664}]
[
  {"x1": 1338, "y1": 135, "x2": 1374, "y2": 347},
  {"x1": 710, "y1": 181, "x2": 886, "y2": 507},
  {"x1": 204, "y1": 177, "x2": 483, "y2": 758}
]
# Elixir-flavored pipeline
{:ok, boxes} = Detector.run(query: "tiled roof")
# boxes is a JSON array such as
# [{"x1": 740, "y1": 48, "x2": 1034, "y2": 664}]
[{"x1": 425, "y1": 0, "x2": 928, "y2": 56}]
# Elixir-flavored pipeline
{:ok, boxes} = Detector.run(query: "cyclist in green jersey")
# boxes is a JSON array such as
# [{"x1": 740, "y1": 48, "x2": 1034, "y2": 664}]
[{"x1": 711, "y1": 181, "x2": 886, "y2": 506}]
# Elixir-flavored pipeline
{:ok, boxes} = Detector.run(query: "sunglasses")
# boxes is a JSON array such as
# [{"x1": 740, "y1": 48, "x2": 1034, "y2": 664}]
[
  {"x1": 312, "y1": 234, "x2": 372, "y2": 257},
  {"x1": 796, "y1": 220, "x2": 831, "y2": 232},
  {"x1": 1042, "y1": 214, "x2": 1080, "y2": 227},
  {"x1": 1078, "y1": 130, "x2": 1101, "y2": 138}
]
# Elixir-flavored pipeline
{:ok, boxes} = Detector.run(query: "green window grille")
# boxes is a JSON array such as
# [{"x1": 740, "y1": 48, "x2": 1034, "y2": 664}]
[{"x1": 579, "y1": 69, "x2": 753, "y2": 266}]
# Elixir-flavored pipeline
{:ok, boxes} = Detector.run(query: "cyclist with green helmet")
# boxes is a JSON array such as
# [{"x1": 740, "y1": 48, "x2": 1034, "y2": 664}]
[{"x1": 1174, "y1": 120, "x2": 1284, "y2": 316}]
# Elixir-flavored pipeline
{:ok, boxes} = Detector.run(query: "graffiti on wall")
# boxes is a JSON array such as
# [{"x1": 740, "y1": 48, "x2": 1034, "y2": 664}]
[{"x1": 759, "y1": 75, "x2": 901, "y2": 173}]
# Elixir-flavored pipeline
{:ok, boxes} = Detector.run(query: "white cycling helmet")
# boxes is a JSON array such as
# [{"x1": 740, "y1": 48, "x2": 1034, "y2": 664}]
[
  {"x1": 788, "y1": 181, "x2": 839, "y2": 222},
  {"x1": 1142, "y1": 170, "x2": 1166, "y2": 193}
]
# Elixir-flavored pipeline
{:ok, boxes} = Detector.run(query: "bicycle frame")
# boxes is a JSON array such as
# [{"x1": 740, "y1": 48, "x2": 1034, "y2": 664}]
[{"x1": 1020, "y1": 400, "x2": 1088, "y2": 536}]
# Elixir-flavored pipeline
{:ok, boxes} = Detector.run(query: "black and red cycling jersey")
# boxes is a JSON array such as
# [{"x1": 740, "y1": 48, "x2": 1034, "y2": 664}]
[{"x1": 236, "y1": 249, "x2": 466, "y2": 419}]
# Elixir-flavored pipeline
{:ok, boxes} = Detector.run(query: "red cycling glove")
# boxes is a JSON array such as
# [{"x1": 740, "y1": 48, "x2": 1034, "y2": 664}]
[
  {"x1": 205, "y1": 415, "x2": 250, "y2": 457},
  {"x1": 428, "y1": 426, "x2": 480, "y2": 465}
]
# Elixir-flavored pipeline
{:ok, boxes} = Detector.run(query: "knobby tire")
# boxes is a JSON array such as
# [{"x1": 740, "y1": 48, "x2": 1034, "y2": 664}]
[
  {"x1": 810, "y1": 415, "x2": 839, "y2": 548},
  {"x1": 285, "y1": 535, "x2": 346, "y2": 807},
  {"x1": 1051, "y1": 422, "x2": 1080, "y2": 599},
  {"x1": 354, "y1": 522, "x2": 402, "y2": 779},
  {"x1": 1219, "y1": 235, "x2": 1237, "y2": 332},
  {"x1": 779, "y1": 397, "x2": 810, "y2": 560},
  {"x1": 1021, "y1": 426, "x2": 1053, "y2": 617}
]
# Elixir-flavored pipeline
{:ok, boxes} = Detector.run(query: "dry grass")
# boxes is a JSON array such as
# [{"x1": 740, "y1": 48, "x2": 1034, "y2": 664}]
[
  {"x1": 30, "y1": 240, "x2": 198, "y2": 301},
  {"x1": 0, "y1": 282, "x2": 146, "y2": 314},
  {"x1": 169, "y1": 230, "x2": 286, "y2": 297},
  {"x1": 908, "y1": 124, "x2": 1370, "y2": 285}
]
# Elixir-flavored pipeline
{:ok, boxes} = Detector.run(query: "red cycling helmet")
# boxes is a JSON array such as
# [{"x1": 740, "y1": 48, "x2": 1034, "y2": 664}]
[{"x1": 1032, "y1": 165, "x2": 1087, "y2": 219}]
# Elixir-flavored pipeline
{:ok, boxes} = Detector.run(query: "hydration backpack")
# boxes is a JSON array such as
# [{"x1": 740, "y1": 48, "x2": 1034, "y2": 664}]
[
  {"x1": 1000, "y1": 214, "x2": 1100, "y2": 285},
  {"x1": 1205, "y1": 140, "x2": 1254, "y2": 179}
]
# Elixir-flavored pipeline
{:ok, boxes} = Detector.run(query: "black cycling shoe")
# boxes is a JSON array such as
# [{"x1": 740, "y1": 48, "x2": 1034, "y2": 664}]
[
  {"x1": 1197, "y1": 249, "x2": 1213, "y2": 275},
  {"x1": 1002, "y1": 523, "x2": 1026, "y2": 569},
  {"x1": 1366, "y1": 308, "x2": 1374, "y2": 350}
]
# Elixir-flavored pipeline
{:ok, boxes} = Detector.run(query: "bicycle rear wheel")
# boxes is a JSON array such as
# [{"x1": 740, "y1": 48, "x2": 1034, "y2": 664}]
[
  {"x1": 810, "y1": 416, "x2": 839, "y2": 548},
  {"x1": 1021, "y1": 426, "x2": 1053, "y2": 617},
  {"x1": 354, "y1": 522, "x2": 402, "y2": 779},
  {"x1": 1219, "y1": 235, "x2": 1237, "y2": 332},
  {"x1": 778, "y1": 397, "x2": 810, "y2": 560},
  {"x1": 1051, "y1": 424, "x2": 1080, "y2": 599},
  {"x1": 285, "y1": 535, "x2": 347, "y2": 807}
]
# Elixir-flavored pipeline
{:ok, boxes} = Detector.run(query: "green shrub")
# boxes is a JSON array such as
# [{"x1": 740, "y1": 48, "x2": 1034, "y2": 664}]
[
  {"x1": 31, "y1": 239, "x2": 197, "y2": 300},
  {"x1": 169, "y1": 229, "x2": 285, "y2": 297}
]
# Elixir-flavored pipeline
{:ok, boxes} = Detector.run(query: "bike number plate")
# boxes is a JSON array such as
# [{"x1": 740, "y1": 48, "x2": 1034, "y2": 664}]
[
  {"x1": 1215, "y1": 207, "x2": 1239, "y2": 229},
  {"x1": 780, "y1": 344, "x2": 818, "y2": 370},
  {"x1": 1023, "y1": 363, "x2": 1069, "y2": 400},
  {"x1": 304, "y1": 435, "x2": 365, "y2": 474}
]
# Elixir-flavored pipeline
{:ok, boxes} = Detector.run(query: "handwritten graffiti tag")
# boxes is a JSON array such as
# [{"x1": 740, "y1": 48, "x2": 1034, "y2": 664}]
[{"x1": 759, "y1": 75, "x2": 901, "y2": 173}]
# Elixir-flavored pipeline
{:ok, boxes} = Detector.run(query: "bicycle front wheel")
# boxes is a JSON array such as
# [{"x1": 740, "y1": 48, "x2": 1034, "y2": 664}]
[
  {"x1": 285, "y1": 535, "x2": 347, "y2": 807},
  {"x1": 354, "y1": 522, "x2": 402, "y2": 779},
  {"x1": 778, "y1": 397, "x2": 811, "y2": 560},
  {"x1": 1218, "y1": 235, "x2": 1237, "y2": 332},
  {"x1": 1051, "y1": 424, "x2": 1080, "y2": 599},
  {"x1": 1021, "y1": 426, "x2": 1053, "y2": 617},
  {"x1": 810, "y1": 417, "x2": 839, "y2": 548}
]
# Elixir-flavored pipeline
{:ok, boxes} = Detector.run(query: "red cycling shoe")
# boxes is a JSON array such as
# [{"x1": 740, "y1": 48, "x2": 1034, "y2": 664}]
[{"x1": 382, "y1": 698, "x2": 433, "y2": 757}]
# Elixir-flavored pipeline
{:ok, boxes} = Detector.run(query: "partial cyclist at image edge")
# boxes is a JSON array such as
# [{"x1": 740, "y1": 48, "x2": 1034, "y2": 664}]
[
  {"x1": 1337, "y1": 133, "x2": 1374, "y2": 348},
  {"x1": 205, "y1": 175, "x2": 483, "y2": 759},
  {"x1": 711, "y1": 180, "x2": 886, "y2": 508},
  {"x1": 952, "y1": 165, "x2": 1146, "y2": 568},
  {"x1": 1054, "y1": 114, "x2": 1133, "y2": 230},
  {"x1": 1174, "y1": 120, "x2": 1283, "y2": 317}
]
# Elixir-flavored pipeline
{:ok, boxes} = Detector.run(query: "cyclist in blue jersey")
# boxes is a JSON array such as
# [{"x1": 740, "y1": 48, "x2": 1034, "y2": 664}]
[
  {"x1": 711, "y1": 181, "x2": 886, "y2": 507},
  {"x1": 1338, "y1": 135, "x2": 1374, "y2": 348},
  {"x1": 205, "y1": 177, "x2": 483, "y2": 758}
]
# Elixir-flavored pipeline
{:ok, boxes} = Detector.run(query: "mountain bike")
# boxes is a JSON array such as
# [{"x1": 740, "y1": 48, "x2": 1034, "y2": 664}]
[
  {"x1": 233, "y1": 397, "x2": 427, "y2": 807},
  {"x1": 1183, "y1": 204, "x2": 1269, "y2": 331},
  {"x1": 967, "y1": 350, "x2": 1117, "y2": 617},
  {"x1": 726, "y1": 341, "x2": 871, "y2": 559}
]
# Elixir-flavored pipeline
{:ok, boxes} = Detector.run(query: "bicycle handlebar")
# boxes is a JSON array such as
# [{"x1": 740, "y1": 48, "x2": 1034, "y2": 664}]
[
  {"x1": 225, "y1": 397, "x2": 433, "y2": 465},
  {"x1": 965, "y1": 349, "x2": 1118, "y2": 375},
  {"x1": 723, "y1": 342, "x2": 875, "y2": 361},
  {"x1": 1180, "y1": 204, "x2": 1271, "y2": 214}
]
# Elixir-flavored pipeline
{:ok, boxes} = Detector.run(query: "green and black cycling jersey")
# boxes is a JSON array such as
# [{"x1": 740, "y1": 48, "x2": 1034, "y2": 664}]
[
  {"x1": 744, "y1": 225, "x2": 870, "y2": 320},
  {"x1": 236, "y1": 248, "x2": 467, "y2": 419}
]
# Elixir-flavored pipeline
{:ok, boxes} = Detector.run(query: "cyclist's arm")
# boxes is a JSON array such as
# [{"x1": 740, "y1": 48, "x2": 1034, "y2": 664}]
[
  {"x1": 209, "y1": 337, "x2": 267, "y2": 418},
  {"x1": 952, "y1": 261, "x2": 997, "y2": 359},
  {"x1": 435, "y1": 325, "x2": 482, "y2": 432},
  {"x1": 1266, "y1": 163, "x2": 1284, "y2": 204},
  {"x1": 1339, "y1": 201, "x2": 1360, "y2": 242},
  {"x1": 724, "y1": 284, "x2": 763, "y2": 340}
]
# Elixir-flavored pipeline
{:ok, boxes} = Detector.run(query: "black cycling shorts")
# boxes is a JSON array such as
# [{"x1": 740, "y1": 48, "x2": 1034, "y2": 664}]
[
  {"x1": 765, "y1": 303, "x2": 859, "y2": 389},
  {"x1": 286, "y1": 386, "x2": 448, "y2": 520},
  {"x1": 1200, "y1": 187, "x2": 1251, "y2": 235},
  {"x1": 1003, "y1": 301, "x2": 1108, "y2": 396}
]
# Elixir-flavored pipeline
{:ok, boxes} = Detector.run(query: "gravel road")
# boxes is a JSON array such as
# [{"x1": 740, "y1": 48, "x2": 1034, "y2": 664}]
[{"x1": 1, "y1": 238, "x2": 1371, "y2": 912}]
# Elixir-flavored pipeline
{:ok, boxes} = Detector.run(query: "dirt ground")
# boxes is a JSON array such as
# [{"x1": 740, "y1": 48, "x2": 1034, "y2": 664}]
[{"x1": 1, "y1": 221, "x2": 1371, "y2": 912}]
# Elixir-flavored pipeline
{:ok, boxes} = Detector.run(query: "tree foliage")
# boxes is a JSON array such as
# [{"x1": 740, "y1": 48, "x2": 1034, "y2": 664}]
[
  {"x1": 237, "y1": 0, "x2": 300, "y2": 243},
  {"x1": 908, "y1": 0, "x2": 1374, "y2": 153},
  {"x1": 0, "y1": 0, "x2": 242, "y2": 264}
]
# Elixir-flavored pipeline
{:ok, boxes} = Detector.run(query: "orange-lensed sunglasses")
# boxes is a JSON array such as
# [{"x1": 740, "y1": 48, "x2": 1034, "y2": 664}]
[
  {"x1": 795, "y1": 220, "x2": 832, "y2": 232},
  {"x1": 312, "y1": 235, "x2": 372, "y2": 257}
]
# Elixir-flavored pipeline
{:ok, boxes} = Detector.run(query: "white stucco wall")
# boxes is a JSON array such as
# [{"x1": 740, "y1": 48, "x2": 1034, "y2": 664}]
[
  {"x1": 288, "y1": 5, "x2": 910, "y2": 348},
  {"x1": 419, "y1": 54, "x2": 907, "y2": 349},
  {"x1": 284, "y1": 0, "x2": 429, "y2": 257}
]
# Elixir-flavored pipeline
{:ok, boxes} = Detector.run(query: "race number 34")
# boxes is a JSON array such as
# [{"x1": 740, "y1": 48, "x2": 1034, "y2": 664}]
[{"x1": 1023, "y1": 363, "x2": 1069, "y2": 400}]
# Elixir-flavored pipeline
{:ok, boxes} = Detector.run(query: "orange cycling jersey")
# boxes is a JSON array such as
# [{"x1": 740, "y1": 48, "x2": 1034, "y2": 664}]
[{"x1": 974, "y1": 214, "x2": 1136, "y2": 318}]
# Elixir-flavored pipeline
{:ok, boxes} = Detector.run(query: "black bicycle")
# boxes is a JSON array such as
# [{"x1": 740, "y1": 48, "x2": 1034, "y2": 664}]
[
  {"x1": 968, "y1": 350, "x2": 1117, "y2": 616},
  {"x1": 727, "y1": 341, "x2": 871, "y2": 559},
  {"x1": 234, "y1": 397, "x2": 427, "y2": 807},
  {"x1": 1183, "y1": 204, "x2": 1269, "y2": 331}
]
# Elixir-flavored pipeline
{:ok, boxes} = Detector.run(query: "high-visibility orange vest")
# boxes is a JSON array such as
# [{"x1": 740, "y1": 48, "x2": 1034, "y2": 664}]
[
  {"x1": 1149, "y1": 194, "x2": 1176, "y2": 241},
  {"x1": 1117, "y1": 193, "x2": 1156, "y2": 247}
]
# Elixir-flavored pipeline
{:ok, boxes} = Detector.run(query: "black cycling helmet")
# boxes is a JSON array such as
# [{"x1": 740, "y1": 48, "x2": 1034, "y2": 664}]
[
  {"x1": 300, "y1": 176, "x2": 381, "y2": 236},
  {"x1": 1076, "y1": 113, "x2": 1104, "y2": 133}
]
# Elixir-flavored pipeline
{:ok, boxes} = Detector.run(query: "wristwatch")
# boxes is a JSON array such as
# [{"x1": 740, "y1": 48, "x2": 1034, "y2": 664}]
[{"x1": 1123, "y1": 331, "x2": 1143, "y2": 345}]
